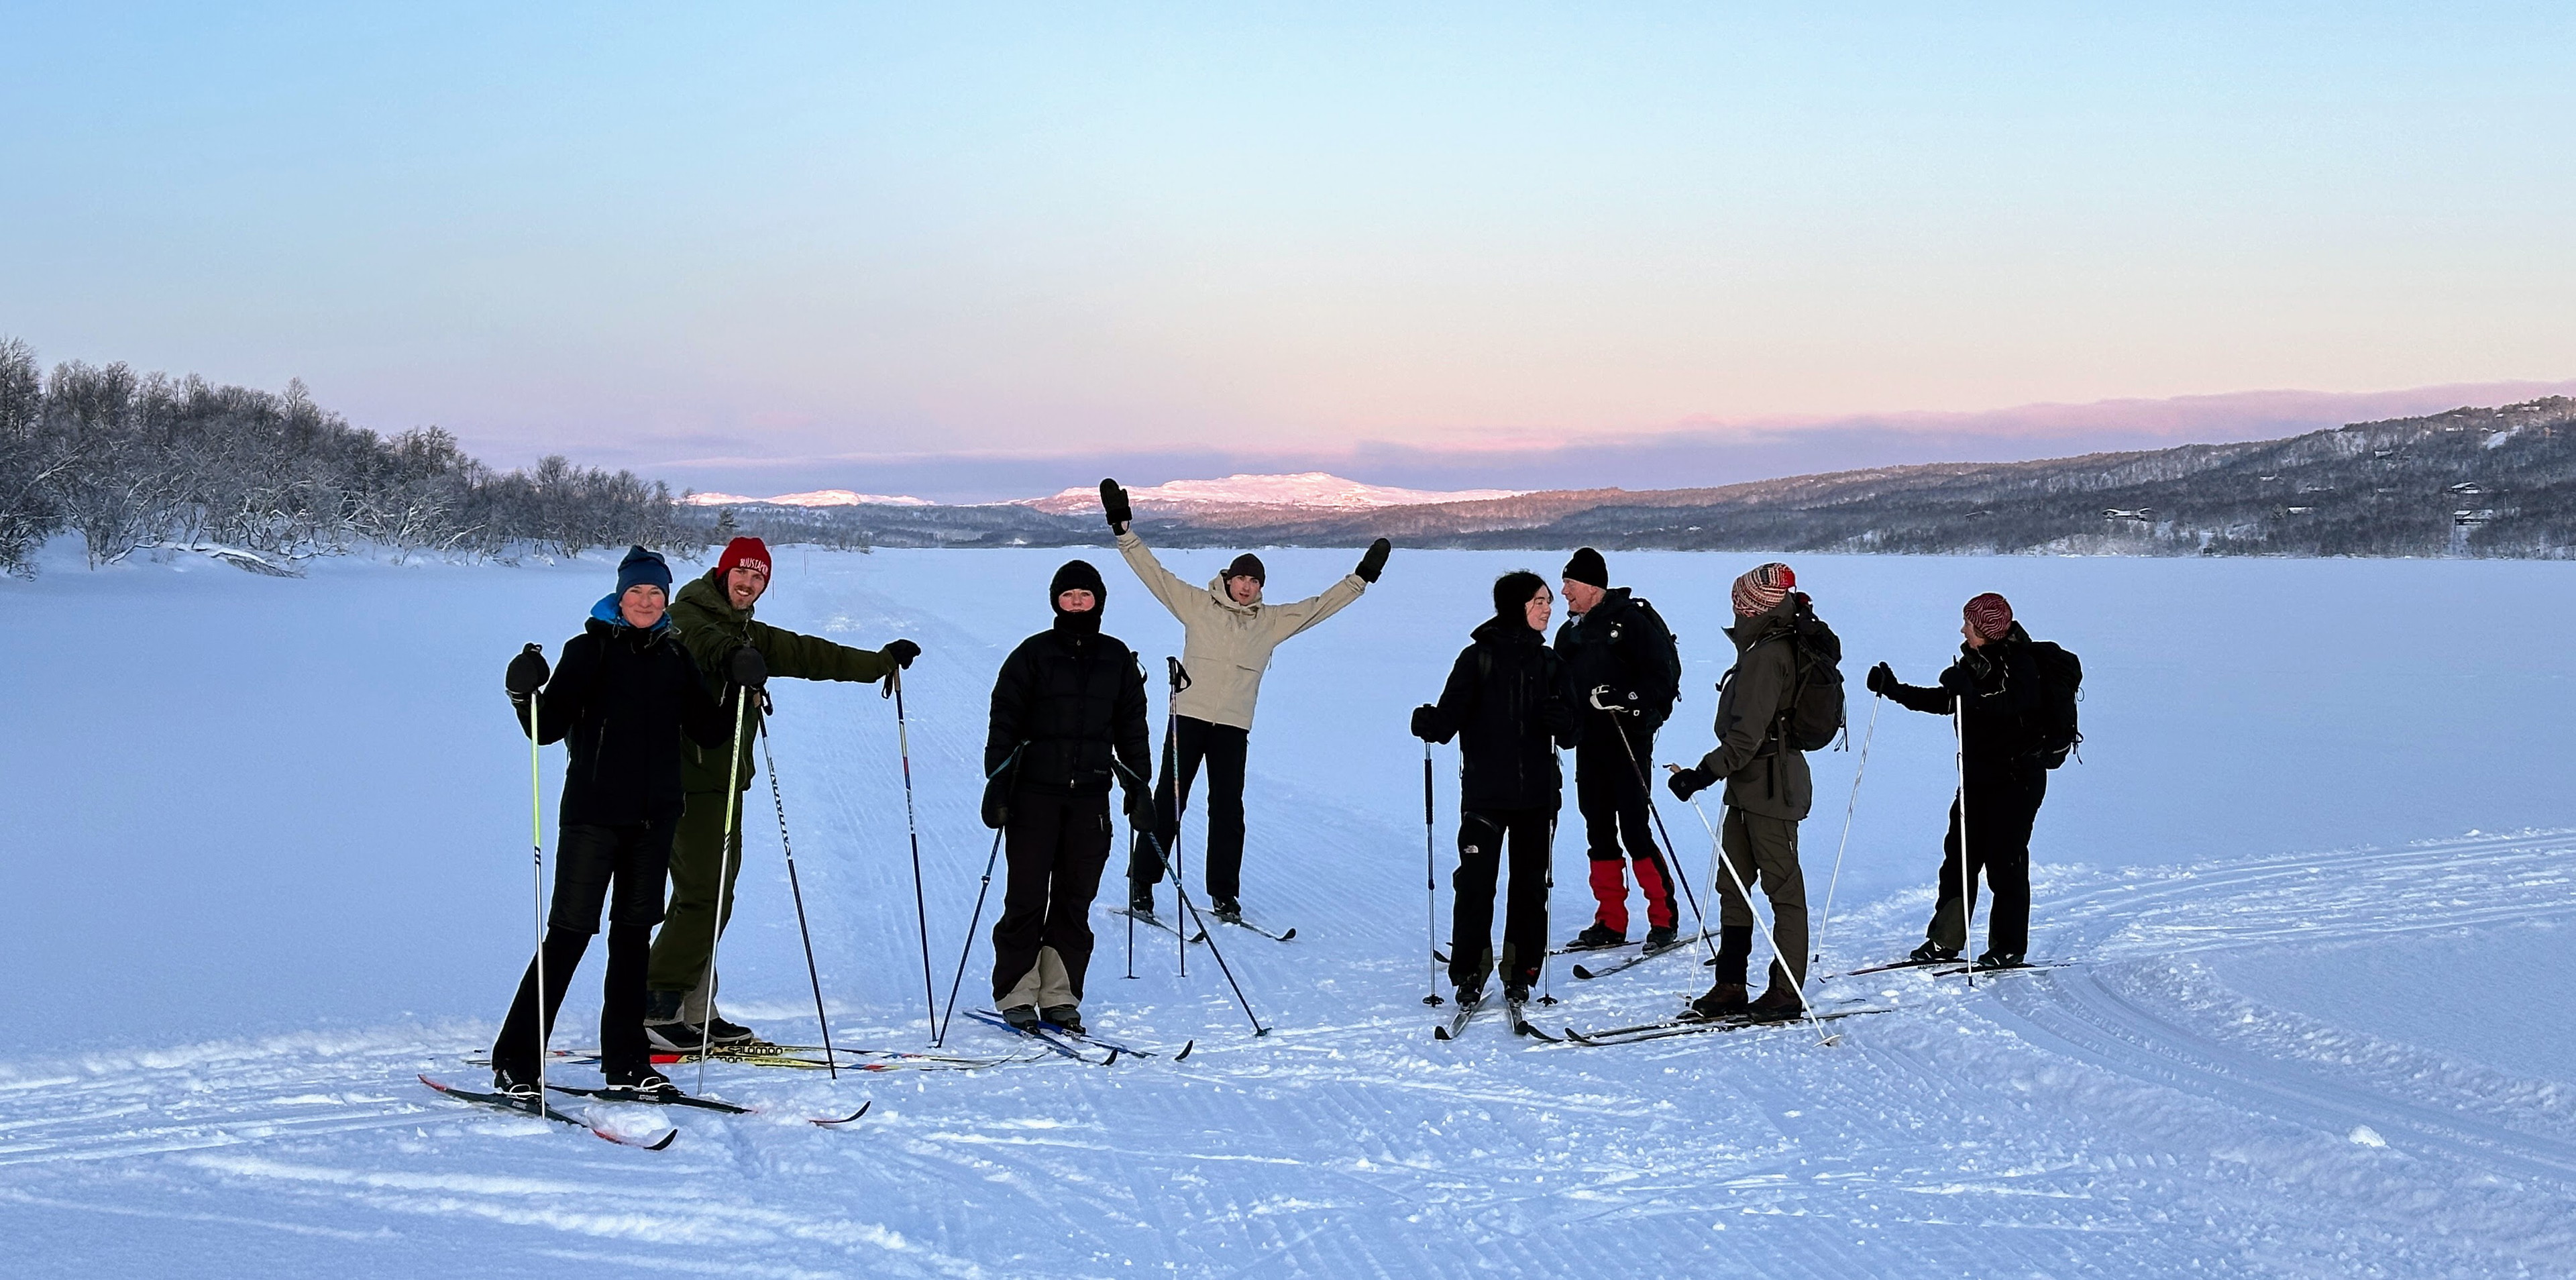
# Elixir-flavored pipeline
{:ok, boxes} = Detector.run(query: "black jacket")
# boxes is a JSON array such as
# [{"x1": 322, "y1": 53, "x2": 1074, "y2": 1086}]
[
  {"x1": 986, "y1": 621, "x2": 1154, "y2": 800},
  {"x1": 1554, "y1": 587, "x2": 1678, "y2": 741},
  {"x1": 1418, "y1": 616, "x2": 1577, "y2": 811},
  {"x1": 1882, "y1": 623, "x2": 2047, "y2": 776},
  {"x1": 518, "y1": 618, "x2": 733, "y2": 826}
]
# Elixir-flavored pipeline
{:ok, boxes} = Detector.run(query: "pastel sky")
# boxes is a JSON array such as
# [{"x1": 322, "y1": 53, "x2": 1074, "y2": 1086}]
[{"x1": 5, "y1": 3, "x2": 2572, "y2": 498}]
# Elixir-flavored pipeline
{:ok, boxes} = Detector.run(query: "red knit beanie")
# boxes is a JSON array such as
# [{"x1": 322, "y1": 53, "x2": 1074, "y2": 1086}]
[
  {"x1": 717, "y1": 536, "x2": 771, "y2": 579},
  {"x1": 1731, "y1": 562, "x2": 1795, "y2": 617},
  {"x1": 1964, "y1": 592, "x2": 2013, "y2": 641}
]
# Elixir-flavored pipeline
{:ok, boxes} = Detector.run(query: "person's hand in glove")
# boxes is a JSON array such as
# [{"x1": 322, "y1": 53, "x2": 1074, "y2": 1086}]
[
  {"x1": 1539, "y1": 696, "x2": 1578, "y2": 742},
  {"x1": 1666, "y1": 763, "x2": 1715, "y2": 801},
  {"x1": 1122, "y1": 784, "x2": 1155, "y2": 829},
  {"x1": 1939, "y1": 648, "x2": 1993, "y2": 695},
  {"x1": 1100, "y1": 478, "x2": 1132, "y2": 533},
  {"x1": 1355, "y1": 537, "x2": 1391, "y2": 584},
  {"x1": 882, "y1": 638, "x2": 921, "y2": 668},
  {"x1": 1409, "y1": 704, "x2": 1446, "y2": 742},
  {"x1": 506, "y1": 643, "x2": 549, "y2": 696},
  {"x1": 728, "y1": 644, "x2": 768, "y2": 690},
  {"x1": 1865, "y1": 661, "x2": 1896, "y2": 698}
]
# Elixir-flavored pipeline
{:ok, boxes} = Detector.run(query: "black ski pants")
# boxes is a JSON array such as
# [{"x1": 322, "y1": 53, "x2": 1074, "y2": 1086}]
[
  {"x1": 1925, "y1": 767, "x2": 2047, "y2": 957},
  {"x1": 1574, "y1": 726, "x2": 1676, "y2": 934},
  {"x1": 1450, "y1": 808, "x2": 1554, "y2": 992},
  {"x1": 991, "y1": 790, "x2": 1114, "y2": 1005},
  {"x1": 491, "y1": 818, "x2": 674, "y2": 1077},
  {"x1": 1134, "y1": 715, "x2": 1250, "y2": 900}
]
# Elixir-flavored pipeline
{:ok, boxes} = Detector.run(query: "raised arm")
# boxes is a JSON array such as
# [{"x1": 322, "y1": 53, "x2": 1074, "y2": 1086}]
[{"x1": 1114, "y1": 529, "x2": 1202, "y2": 622}]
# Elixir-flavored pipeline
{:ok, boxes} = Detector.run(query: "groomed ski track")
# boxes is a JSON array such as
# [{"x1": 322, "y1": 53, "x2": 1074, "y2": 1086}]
[{"x1": 11, "y1": 550, "x2": 2576, "y2": 1277}]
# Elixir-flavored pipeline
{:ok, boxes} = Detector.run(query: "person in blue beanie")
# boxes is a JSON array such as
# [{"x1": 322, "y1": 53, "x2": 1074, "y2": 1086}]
[{"x1": 490, "y1": 546, "x2": 733, "y2": 1100}]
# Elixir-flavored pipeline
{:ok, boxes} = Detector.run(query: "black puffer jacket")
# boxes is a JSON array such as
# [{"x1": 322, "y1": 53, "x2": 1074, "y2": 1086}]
[
  {"x1": 1882, "y1": 623, "x2": 2046, "y2": 776},
  {"x1": 986, "y1": 620, "x2": 1153, "y2": 801},
  {"x1": 1417, "y1": 616, "x2": 1577, "y2": 811},
  {"x1": 519, "y1": 617, "x2": 733, "y2": 826},
  {"x1": 1554, "y1": 587, "x2": 1678, "y2": 741}
]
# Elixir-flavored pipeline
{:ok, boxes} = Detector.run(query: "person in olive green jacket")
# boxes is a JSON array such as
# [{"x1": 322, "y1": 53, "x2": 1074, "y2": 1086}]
[
  {"x1": 644, "y1": 536, "x2": 921, "y2": 1049},
  {"x1": 1665, "y1": 562, "x2": 1820, "y2": 1022}
]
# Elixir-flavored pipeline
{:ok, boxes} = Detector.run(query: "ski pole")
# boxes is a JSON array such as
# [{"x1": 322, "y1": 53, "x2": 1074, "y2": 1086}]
[
  {"x1": 1955, "y1": 705, "x2": 1974, "y2": 988},
  {"x1": 1684, "y1": 796, "x2": 1839, "y2": 1045},
  {"x1": 697, "y1": 690, "x2": 751, "y2": 1093},
  {"x1": 934, "y1": 826, "x2": 1006, "y2": 1047},
  {"x1": 1813, "y1": 695, "x2": 1880, "y2": 965},
  {"x1": 1593, "y1": 691, "x2": 1719, "y2": 967},
  {"x1": 1422, "y1": 741, "x2": 1440, "y2": 1007},
  {"x1": 885, "y1": 669, "x2": 939, "y2": 1042},
  {"x1": 523, "y1": 663, "x2": 545, "y2": 1108},
  {"x1": 1151, "y1": 829, "x2": 1269, "y2": 1036},
  {"x1": 756, "y1": 715, "x2": 837, "y2": 1079},
  {"x1": 1165, "y1": 657, "x2": 1190, "y2": 979}
]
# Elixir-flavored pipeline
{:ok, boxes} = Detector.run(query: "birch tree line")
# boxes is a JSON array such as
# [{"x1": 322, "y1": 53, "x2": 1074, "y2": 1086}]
[{"x1": 0, "y1": 339, "x2": 701, "y2": 577}]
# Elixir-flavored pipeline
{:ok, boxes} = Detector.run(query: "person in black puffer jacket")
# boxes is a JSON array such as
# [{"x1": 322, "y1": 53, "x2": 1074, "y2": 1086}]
[
  {"x1": 1552, "y1": 547, "x2": 1684, "y2": 952},
  {"x1": 1866, "y1": 591, "x2": 2048, "y2": 967},
  {"x1": 982, "y1": 559, "x2": 1152, "y2": 1032},
  {"x1": 490, "y1": 547, "x2": 732, "y2": 1098},
  {"x1": 1410, "y1": 570, "x2": 1578, "y2": 1005}
]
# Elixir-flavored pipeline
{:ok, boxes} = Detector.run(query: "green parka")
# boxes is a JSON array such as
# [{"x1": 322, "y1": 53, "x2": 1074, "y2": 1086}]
[
  {"x1": 1691, "y1": 596, "x2": 1813, "y2": 821},
  {"x1": 669, "y1": 570, "x2": 900, "y2": 792}
]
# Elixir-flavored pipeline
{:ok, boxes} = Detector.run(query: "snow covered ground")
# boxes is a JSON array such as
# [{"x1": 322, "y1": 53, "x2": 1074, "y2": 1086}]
[{"x1": 6, "y1": 542, "x2": 2575, "y2": 1277}]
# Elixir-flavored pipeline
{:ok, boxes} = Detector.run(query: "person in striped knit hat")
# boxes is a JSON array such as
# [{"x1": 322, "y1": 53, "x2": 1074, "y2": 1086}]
[
  {"x1": 1864, "y1": 591, "x2": 2050, "y2": 967},
  {"x1": 1665, "y1": 561, "x2": 1823, "y2": 1019}
]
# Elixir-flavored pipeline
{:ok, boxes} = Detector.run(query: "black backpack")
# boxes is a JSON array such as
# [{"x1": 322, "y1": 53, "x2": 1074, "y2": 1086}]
[
  {"x1": 2026, "y1": 640, "x2": 2084, "y2": 768},
  {"x1": 1725, "y1": 597, "x2": 1845, "y2": 753}
]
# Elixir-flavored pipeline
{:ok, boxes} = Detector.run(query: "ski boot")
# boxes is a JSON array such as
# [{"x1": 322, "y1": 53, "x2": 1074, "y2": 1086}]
[
  {"x1": 1747, "y1": 983, "x2": 1805, "y2": 1019},
  {"x1": 604, "y1": 1063, "x2": 678, "y2": 1102},
  {"x1": 1129, "y1": 881, "x2": 1155, "y2": 916},
  {"x1": 1974, "y1": 951, "x2": 2025, "y2": 970},
  {"x1": 1563, "y1": 922, "x2": 1625, "y2": 951},
  {"x1": 1001, "y1": 1004, "x2": 1041, "y2": 1030},
  {"x1": 1210, "y1": 896, "x2": 1244, "y2": 925},
  {"x1": 1644, "y1": 923, "x2": 1680, "y2": 951},
  {"x1": 491, "y1": 1063, "x2": 541, "y2": 1100},
  {"x1": 1040, "y1": 1004, "x2": 1085, "y2": 1035},
  {"x1": 702, "y1": 1009, "x2": 761, "y2": 1047},
  {"x1": 1503, "y1": 983, "x2": 1530, "y2": 1006},
  {"x1": 1688, "y1": 983, "x2": 1748, "y2": 1020},
  {"x1": 645, "y1": 1020, "x2": 710, "y2": 1055},
  {"x1": 1454, "y1": 981, "x2": 1487, "y2": 1008},
  {"x1": 1907, "y1": 940, "x2": 1960, "y2": 963}
]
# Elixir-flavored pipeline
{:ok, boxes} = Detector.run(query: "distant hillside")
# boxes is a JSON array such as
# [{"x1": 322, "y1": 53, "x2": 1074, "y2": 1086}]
[{"x1": 710, "y1": 398, "x2": 2576, "y2": 557}]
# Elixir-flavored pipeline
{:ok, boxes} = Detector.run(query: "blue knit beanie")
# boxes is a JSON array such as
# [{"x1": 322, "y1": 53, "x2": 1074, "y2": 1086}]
[{"x1": 615, "y1": 545, "x2": 672, "y2": 596}]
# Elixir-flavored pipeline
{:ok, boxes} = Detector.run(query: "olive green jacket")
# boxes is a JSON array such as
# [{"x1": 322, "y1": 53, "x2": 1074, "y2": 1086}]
[
  {"x1": 1693, "y1": 598, "x2": 1813, "y2": 822},
  {"x1": 670, "y1": 570, "x2": 900, "y2": 792}
]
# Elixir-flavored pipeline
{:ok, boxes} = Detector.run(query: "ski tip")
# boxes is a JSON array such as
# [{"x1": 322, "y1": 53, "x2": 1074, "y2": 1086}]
[
  {"x1": 639, "y1": 1128, "x2": 678, "y2": 1151},
  {"x1": 1277, "y1": 927, "x2": 1297, "y2": 941},
  {"x1": 1570, "y1": 965, "x2": 1598, "y2": 981},
  {"x1": 1175, "y1": 1039, "x2": 1195, "y2": 1061},
  {"x1": 1432, "y1": 1026, "x2": 1453, "y2": 1041},
  {"x1": 1102, "y1": 1047, "x2": 1123, "y2": 1067},
  {"x1": 812, "y1": 1101, "x2": 872, "y2": 1127}
]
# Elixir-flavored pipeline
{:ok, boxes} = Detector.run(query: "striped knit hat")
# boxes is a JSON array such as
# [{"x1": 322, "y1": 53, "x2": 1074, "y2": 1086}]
[
  {"x1": 1730, "y1": 562, "x2": 1795, "y2": 617},
  {"x1": 1964, "y1": 592, "x2": 2015, "y2": 641}
]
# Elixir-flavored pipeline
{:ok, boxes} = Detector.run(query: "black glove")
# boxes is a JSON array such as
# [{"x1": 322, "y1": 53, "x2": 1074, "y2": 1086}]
[
  {"x1": 728, "y1": 644, "x2": 768, "y2": 690},
  {"x1": 981, "y1": 778, "x2": 1010, "y2": 830},
  {"x1": 1409, "y1": 704, "x2": 1444, "y2": 742},
  {"x1": 1100, "y1": 478, "x2": 1132, "y2": 531},
  {"x1": 1940, "y1": 649, "x2": 1992, "y2": 695},
  {"x1": 1122, "y1": 785, "x2": 1155, "y2": 827},
  {"x1": 1668, "y1": 765, "x2": 1715, "y2": 801},
  {"x1": 882, "y1": 638, "x2": 920, "y2": 669},
  {"x1": 505, "y1": 643, "x2": 549, "y2": 696},
  {"x1": 1539, "y1": 698, "x2": 1577, "y2": 739},
  {"x1": 1355, "y1": 537, "x2": 1391, "y2": 584},
  {"x1": 1865, "y1": 661, "x2": 1896, "y2": 698}
]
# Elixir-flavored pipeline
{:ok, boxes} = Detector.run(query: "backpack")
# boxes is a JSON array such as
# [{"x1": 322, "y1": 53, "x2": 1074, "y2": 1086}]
[
  {"x1": 1629, "y1": 598, "x2": 1684, "y2": 710},
  {"x1": 2026, "y1": 640, "x2": 2083, "y2": 768},
  {"x1": 1778, "y1": 601, "x2": 1846, "y2": 752}
]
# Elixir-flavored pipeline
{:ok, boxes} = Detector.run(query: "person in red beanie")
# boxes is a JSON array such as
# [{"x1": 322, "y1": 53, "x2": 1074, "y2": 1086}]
[
  {"x1": 643, "y1": 535, "x2": 924, "y2": 1050},
  {"x1": 1864, "y1": 591, "x2": 2051, "y2": 968}
]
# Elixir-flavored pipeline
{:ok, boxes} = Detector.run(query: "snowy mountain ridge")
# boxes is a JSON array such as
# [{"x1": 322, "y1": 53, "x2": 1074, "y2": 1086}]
[
  {"x1": 685, "y1": 488, "x2": 933, "y2": 508},
  {"x1": 1019, "y1": 472, "x2": 1525, "y2": 514}
]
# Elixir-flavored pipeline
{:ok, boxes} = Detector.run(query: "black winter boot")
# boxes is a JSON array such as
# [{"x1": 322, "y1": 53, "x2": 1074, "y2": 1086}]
[
  {"x1": 1909, "y1": 940, "x2": 1960, "y2": 963},
  {"x1": 603, "y1": 1063, "x2": 678, "y2": 1100},
  {"x1": 1689, "y1": 983, "x2": 1748, "y2": 1020},
  {"x1": 491, "y1": 1063, "x2": 541, "y2": 1100},
  {"x1": 1211, "y1": 896, "x2": 1244, "y2": 924},
  {"x1": 1129, "y1": 881, "x2": 1155, "y2": 915},
  {"x1": 1712, "y1": 925, "x2": 1755, "y2": 985},
  {"x1": 1644, "y1": 924, "x2": 1680, "y2": 951},
  {"x1": 702, "y1": 1010, "x2": 761, "y2": 1046},
  {"x1": 645, "y1": 1020, "x2": 710, "y2": 1054},
  {"x1": 1974, "y1": 951, "x2": 2025, "y2": 970},
  {"x1": 1564, "y1": 922, "x2": 1625, "y2": 951},
  {"x1": 1040, "y1": 1004, "x2": 1084, "y2": 1034},
  {"x1": 1001, "y1": 1004, "x2": 1040, "y2": 1030}
]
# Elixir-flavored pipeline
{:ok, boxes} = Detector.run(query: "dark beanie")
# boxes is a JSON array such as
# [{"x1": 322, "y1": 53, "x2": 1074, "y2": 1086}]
[
  {"x1": 1049, "y1": 559, "x2": 1108, "y2": 616},
  {"x1": 1562, "y1": 547, "x2": 1608, "y2": 589},
  {"x1": 1224, "y1": 552, "x2": 1266, "y2": 584},
  {"x1": 1492, "y1": 570, "x2": 1547, "y2": 620},
  {"x1": 615, "y1": 545, "x2": 672, "y2": 596}
]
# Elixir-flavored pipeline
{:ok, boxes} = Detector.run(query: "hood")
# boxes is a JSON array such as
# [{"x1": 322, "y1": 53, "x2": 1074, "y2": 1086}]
[
  {"x1": 1724, "y1": 594, "x2": 1799, "y2": 649},
  {"x1": 1203, "y1": 575, "x2": 1263, "y2": 614},
  {"x1": 676, "y1": 570, "x2": 745, "y2": 623},
  {"x1": 1571, "y1": 586, "x2": 1633, "y2": 627}
]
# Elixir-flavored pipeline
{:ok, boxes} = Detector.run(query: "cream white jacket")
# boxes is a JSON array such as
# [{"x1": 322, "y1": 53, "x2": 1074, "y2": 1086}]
[{"x1": 1116, "y1": 531, "x2": 1366, "y2": 731}]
